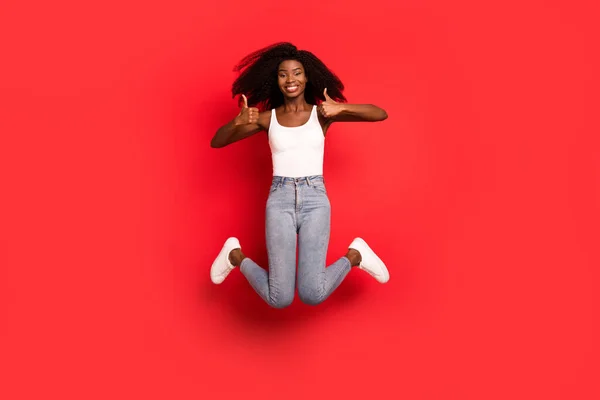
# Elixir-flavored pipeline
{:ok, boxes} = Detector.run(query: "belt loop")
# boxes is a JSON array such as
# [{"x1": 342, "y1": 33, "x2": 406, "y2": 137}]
[{"x1": 306, "y1": 177, "x2": 311, "y2": 186}]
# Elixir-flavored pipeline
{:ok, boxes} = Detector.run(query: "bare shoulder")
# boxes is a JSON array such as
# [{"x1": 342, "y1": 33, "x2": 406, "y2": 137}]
[{"x1": 258, "y1": 110, "x2": 272, "y2": 131}]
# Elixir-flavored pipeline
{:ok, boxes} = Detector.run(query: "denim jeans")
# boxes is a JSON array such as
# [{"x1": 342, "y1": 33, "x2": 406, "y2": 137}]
[{"x1": 240, "y1": 175, "x2": 352, "y2": 308}]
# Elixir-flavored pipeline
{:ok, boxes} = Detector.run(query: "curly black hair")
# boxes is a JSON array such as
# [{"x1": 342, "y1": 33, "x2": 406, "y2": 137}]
[{"x1": 231, "y1": 42, "x2": 346, "y2": 111}]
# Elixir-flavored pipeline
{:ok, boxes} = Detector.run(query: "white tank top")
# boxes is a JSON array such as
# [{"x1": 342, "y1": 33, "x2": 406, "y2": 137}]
[{"x1": 268, "y1": 105, "x2": 325, "y2": 178}]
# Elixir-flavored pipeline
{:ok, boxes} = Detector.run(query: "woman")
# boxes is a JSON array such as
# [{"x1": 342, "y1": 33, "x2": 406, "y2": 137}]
[{"x1": 210, "y1": 42, "x2": 390, "y2": 308}]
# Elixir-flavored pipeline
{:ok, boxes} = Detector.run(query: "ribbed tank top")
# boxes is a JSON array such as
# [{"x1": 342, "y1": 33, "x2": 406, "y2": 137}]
[{"x1": 268, "y1": 105, "x2": 325, "y2": 178}]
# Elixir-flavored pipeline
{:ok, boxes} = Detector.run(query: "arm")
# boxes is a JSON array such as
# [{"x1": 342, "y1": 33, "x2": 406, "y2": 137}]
[
  {"x1": 211, "y1": 117, "x2": 263, "y2": 148},
  {"x1": 327, "y1": 103, "x2": 388, "y2": 122},
  {"x1": 210, "y1": 95, "x2": 267, "y2": 148}
]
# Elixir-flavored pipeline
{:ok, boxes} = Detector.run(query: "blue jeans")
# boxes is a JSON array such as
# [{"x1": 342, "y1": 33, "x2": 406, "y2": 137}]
[{"x1": 240, "y1": 175, "x2": 352, "y2": 308}]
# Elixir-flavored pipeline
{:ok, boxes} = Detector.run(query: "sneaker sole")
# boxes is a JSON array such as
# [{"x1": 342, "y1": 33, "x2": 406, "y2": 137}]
[
  {"x1": 210, "y1": 237, "x2": 240, "y2": 284},
  {"x1": 352, "y1": 238, "x2": 390, "y2": 283}
]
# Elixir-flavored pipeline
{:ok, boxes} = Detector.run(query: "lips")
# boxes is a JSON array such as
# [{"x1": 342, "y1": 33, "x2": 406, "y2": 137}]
[{"x1": 285, "y1": 85, "x2": 299, "y2": 93}]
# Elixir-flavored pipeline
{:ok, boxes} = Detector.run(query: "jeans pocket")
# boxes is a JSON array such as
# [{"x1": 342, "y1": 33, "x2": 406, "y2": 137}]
[
  {"x1": 269, "y1": 183, "x2": 280, "y2": 193},
  {"x1": 312, "y1": 182, "x2": 327, "y2": 194}
]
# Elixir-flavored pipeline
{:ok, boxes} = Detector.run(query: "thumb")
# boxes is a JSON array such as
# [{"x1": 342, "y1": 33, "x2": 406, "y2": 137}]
[
  {"x1": 323, "y1": 88, "x2": 333, "y2": 102},
  {"x1": 241, "y1": 94, "x2": 248, "y2": 108}
]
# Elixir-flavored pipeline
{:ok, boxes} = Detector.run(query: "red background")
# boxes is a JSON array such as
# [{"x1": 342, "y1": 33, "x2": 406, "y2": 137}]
[{"x1": 1, "y1": 0, "x2": 599, "y2": 398}]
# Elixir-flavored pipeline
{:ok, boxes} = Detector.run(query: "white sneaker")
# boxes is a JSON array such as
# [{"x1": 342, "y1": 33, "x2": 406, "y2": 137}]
[
  {"x1": 348, "y1": 237, "x2": 390, "y2": 283},
  {"x1": 210, "y1": 237, "x2": 241, "y2": 284}
]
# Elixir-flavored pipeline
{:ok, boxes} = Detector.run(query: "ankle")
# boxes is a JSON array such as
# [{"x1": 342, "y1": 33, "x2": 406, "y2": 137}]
[
  {"x1": 228, "y1": 248, "x2": 245, "y2": 267},
  {"x1": 346, "y1": 249, "x2": 362, "y2": 267}
]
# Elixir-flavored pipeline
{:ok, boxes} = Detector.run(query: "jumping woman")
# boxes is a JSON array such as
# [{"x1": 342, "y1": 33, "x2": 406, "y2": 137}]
[{"x1": 210, "y1": 42, "x2": 390, "y2": 308}]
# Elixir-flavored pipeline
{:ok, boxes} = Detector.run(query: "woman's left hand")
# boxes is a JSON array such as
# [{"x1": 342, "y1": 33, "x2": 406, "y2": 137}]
[{"x1": 318, "y1": 88, "x2": 344, "y2": 119}]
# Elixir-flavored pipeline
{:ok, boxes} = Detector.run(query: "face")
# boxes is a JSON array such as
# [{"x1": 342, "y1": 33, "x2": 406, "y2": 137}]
[{"x1": 277, "y1": 60, "x2": 307, "y2": 99}]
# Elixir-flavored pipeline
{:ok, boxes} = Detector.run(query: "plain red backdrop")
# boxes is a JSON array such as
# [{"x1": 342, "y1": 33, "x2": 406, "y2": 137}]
[{"x1": 1, "y1": 0, "x2": 599, "y2": 398}]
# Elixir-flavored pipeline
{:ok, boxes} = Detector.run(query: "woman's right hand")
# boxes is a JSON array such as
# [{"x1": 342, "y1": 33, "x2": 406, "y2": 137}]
[
  {"x1": 211, "y1": 94, "x2": 263, "y2": 148},
  {"x1": 235, "y1": 95, "x2": 260, "y2": 126}
]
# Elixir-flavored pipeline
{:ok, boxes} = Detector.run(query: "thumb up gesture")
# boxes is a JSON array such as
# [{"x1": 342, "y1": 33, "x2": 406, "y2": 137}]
[
  {"x1": 318, "y1": 88, "x2": 343, "y2": 119},
  {"x1": 235, "y1": 94, "x2": 260, "y2": 125}
]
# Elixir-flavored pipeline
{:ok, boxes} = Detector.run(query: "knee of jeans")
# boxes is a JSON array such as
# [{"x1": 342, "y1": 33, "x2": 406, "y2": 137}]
[
  {"x1": 298, "y1": 285, "x2": 324, "y2": 306},
  {"x1": 270, "y1": 293, "x2": 294, "y2": 309}
]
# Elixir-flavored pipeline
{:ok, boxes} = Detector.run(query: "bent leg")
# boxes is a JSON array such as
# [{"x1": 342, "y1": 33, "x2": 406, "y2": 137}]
[
  {"x1": 296, "y1": 195, "x2": 351, "y2": 306},
  {"x1": 240, "y1": 207, "x2": 297, "y2": 309}
]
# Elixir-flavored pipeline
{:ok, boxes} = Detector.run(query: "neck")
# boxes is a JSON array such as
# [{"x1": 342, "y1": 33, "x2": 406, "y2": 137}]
[{"x1": 282, "y1": 96, "x2": 310, "y2": 112}]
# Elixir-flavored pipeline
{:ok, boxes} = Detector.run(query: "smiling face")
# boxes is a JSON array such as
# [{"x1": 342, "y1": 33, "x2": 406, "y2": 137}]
[{"x1": 277, "y1": 59, "x2": 307, "y2": 100}]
